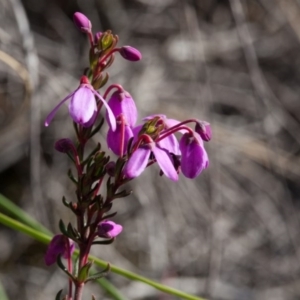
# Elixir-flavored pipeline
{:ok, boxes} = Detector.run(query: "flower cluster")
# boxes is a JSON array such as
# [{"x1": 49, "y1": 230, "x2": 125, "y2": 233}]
[{"x1": 43, "y1": 11, "x2": 211, "y2": 300}]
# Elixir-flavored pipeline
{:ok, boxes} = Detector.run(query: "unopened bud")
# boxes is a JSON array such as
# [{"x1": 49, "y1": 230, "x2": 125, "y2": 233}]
[
  {"x1": 119, "y1": 46, "x2": 142, "y2": 61},
  {"x1": 55, "y1": 138, "x2": 74, "y2": 153},
  {"x1": 73, "y1": 12, "x2": 92, "y2": 33},
  {"x1": 195, "y1": 121, "x2": 212, "y2": 142},
  {"x1": 94, "y1": 32, "x2": 103, "y2": 44},
  {"x1": 106, "y1": 161, "x2": 116, "y2": 176}
]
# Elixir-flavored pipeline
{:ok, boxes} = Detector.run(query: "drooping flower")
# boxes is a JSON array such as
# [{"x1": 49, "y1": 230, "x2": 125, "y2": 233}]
[
  {"x1": 44, "y1": 234, "x2": 75, "y2": 266},
  {"x1": 179, "y1": 132, "x2": 209, "y2": 179},
  {"x1": 73, "y1": 12, "x2": 92, "y2": 33},
  {"x1": 123, "y1": 138, "x2": 178, "y2": 181},
  {"x1": 45, "y1": 76, "x2": 116, "y2": 130},
  {"x1": 107, "y1": 90, "x2": 137, "y2": 127},
  {"x1": 98, "y1": 220, "x2": 123, "y2": 238},
  {"x1": 141, "y1": 114, "x2": 181, "y2": 155},
  {"x1": 107, "y1": 115, "x2": 133, "y2": 156}
]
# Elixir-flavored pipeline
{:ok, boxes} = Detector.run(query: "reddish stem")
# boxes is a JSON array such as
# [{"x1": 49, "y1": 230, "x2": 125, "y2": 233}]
[
  {"x1": 74, "y1": 283, "x2": 84, "y2": 300},
  {"x1": 66, "y1": 241, "x2": 73, "y2": 300},
  {"x1": 103, "y1": 83, "x2": 124, "y2": 99}
]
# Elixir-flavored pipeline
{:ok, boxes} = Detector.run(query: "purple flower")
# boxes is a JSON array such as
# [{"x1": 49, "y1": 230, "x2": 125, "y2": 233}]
[
  {"x1": 44, "y1": 234, "x2": 75, "y2": 266},
  {"x1": 119, "y1": 46, "x2": 142, "y2": 61},
  {"x1": 124, "y1": 140, "x2": 178, "y2": 181},
  {"x1": 73, "y1": 12, "x2": 92, "y2": 33},
  {"x1": 45, "y1": 76, "x2": 116, "y2": 130},
  {"x1": 107, "y1": 90, "x2": 137, "y2": 127},
  {"x1": 195, "y1": 121, "x2": 212, "y2": 142},
  {"x1": 107, "y1": 116, "x2": 133, "y2": 156},
  {"x1": 179, "y1": 132, "x2": 209, "y2": 179},
  {"x1": 142, "y1": 115, "x2": 181, "y2": 155},
  {"x1": 98, "y1": 220, "x2": 123, "y2": 238}
]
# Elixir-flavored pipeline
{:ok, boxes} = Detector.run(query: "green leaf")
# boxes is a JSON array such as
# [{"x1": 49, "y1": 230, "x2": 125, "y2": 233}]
[
  {"x1": 57, "y1": 255, "x2": 76, "y2": 281},
  {"x1": 78, "y1": 261, "x2": 93, "y2": 283},
  {"x1": 55, "y1": 289, "x2": 63, "y2": 300},
  {"x1": 86, "y1": 263, "x2": 110, "y2": 282}
]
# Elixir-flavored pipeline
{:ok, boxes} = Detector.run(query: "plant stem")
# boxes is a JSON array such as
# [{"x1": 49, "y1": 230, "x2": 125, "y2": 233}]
[{"x1": 74, "y1": 283, "x2": 84, "y2": 300}]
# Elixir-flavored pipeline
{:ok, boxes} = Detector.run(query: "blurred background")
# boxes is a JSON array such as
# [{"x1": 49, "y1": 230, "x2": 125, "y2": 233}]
[{"x1": 1, "y1": 0, "x2": 300, "y2": 299}]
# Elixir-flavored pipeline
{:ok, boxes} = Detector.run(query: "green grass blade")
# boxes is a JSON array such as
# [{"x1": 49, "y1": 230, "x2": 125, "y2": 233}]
[
  {"x1": 0, "y1": 212, "x2": 205, "y2": 300},
  {"x1": 0, "y1": 280, "x2": 9, "y2": 300},
  {"x1": 97, "y1": 278, "x2": 129, "y2": 300},
  {"x1": 0, "y1": 194, "x2": 51, "y2": 235}
]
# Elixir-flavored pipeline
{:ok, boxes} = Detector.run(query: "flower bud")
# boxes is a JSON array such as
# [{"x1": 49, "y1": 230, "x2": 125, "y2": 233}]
[
  {"x1": 94, "y1": 31, "x2": 103, "y2": 44},
  {"x1": 98, "y1": 220, "x2": 123, "y2": 238},
  {"x1": 54, "y1": 138, "x2": 74, "y2": 153},
  {"x1": 73, "y1": 12, "x2": 92, "y2": 33},
  {"x1": 195, "y1": 121, "x2": 212, "y2": 142},
  {"x1": 105, "y1": 161, "x2": 116, "y2": 176},
  {"x1": 119, "y1": 46, "x2": 142, "y2": 61}
]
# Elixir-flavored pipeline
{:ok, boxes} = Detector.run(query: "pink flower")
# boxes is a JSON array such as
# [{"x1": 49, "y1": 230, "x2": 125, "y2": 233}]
[
  {"x1": 123, "y1": 140, "x2": 178, "y2": 181},
  {"x1": 98, "y1": 220, "x2": 123, "y2": 238},
  {"x1": 107, "y1": 90, "x2": 137, "y2": 127},
  {"x1": 107, "y1": 116, "x2": 133, "y2": 156},
  {"x1": 45, "y1": 76, "x2": 116, "y2": 130},
  {"x1": 179, "y1": 132, "x2": 209, "y2": 179},
  {"x1": 44, "y1": 234, "x2": 75, "y2": 266}
]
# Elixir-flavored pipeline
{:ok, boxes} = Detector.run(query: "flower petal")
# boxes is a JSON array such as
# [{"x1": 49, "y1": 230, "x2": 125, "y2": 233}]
[
  {"x1": 179, "y1": 133, "x2": 208, "y2": 179},
  {"x1": 152, "y1": 145, "x2": 178, "y2": 181},
  {"x1": 158, "y1": 133, "x2": 180, "y2": 155},
  {"x1": 69, "y1": 87, "x2": 97, "y2": 125},
  {"x1": 98, "y1": 220, "x2": 123, "y2": 238},
  {"x1": 44, "y1": 91, "x2": 75, "y2": 126},
  {"x1": 107, "y1": 91, "x2": 137, "y2": 127},
  {"x1": 44, "y1": 234, "x2": 74, "y2": 266},
  {"x1": 107, "y1": 123, "x2": 133, "y2": 156},
  {"x1": 92, "y1": 89, "x2": 116, "y2": 131},
  {"x1": 123, "y1": 146, "x2": 151, "y2": 179}
]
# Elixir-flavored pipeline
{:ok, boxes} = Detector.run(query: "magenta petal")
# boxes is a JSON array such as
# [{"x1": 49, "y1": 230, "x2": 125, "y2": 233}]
[
  {"x1": 143, "y1": 114, "x2": 166, "y2": 121},
  {"x1": 92, "y1": 89, "x2": 116, "y2": 131},
  {"x1": 107, "y1": 124, "x2": 133, "y2": 156},
  {"x1": 152, "y1": 145, "x2": 178, "y2": 181},
  {"x1": 44, "y1": 234, "x2": 74, "y2": 266},
  {"x1": 123, "y1": 147, "x2": 151, "y2": 179},
  {"x1": 158, "y1": 133, "x2": 180, "y2": 155},
  {"x1": 165, "y1": 118, "x2": 188, "y2": 134},
  {"x1": 82, "y1": 110, "x2": 97, "y2": 128},
  {"x1": 132, "y1": 124, "x2": 143, "y2": 144},
  {"x1": 98, "y1": 220, "x2": 123, "y2": 238},
  {"x1": 69, "y1": 87, "x2": 97, "y2": 125},
  {"x1": 107, "y1": 91, "x2": 137, "y2": 127},
  {"x1": 44, "y1": 91, "x2": 75, "y2": 126},
  {"x1": 179, "y1": 133, "x2": 208, "y2": 179}
]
